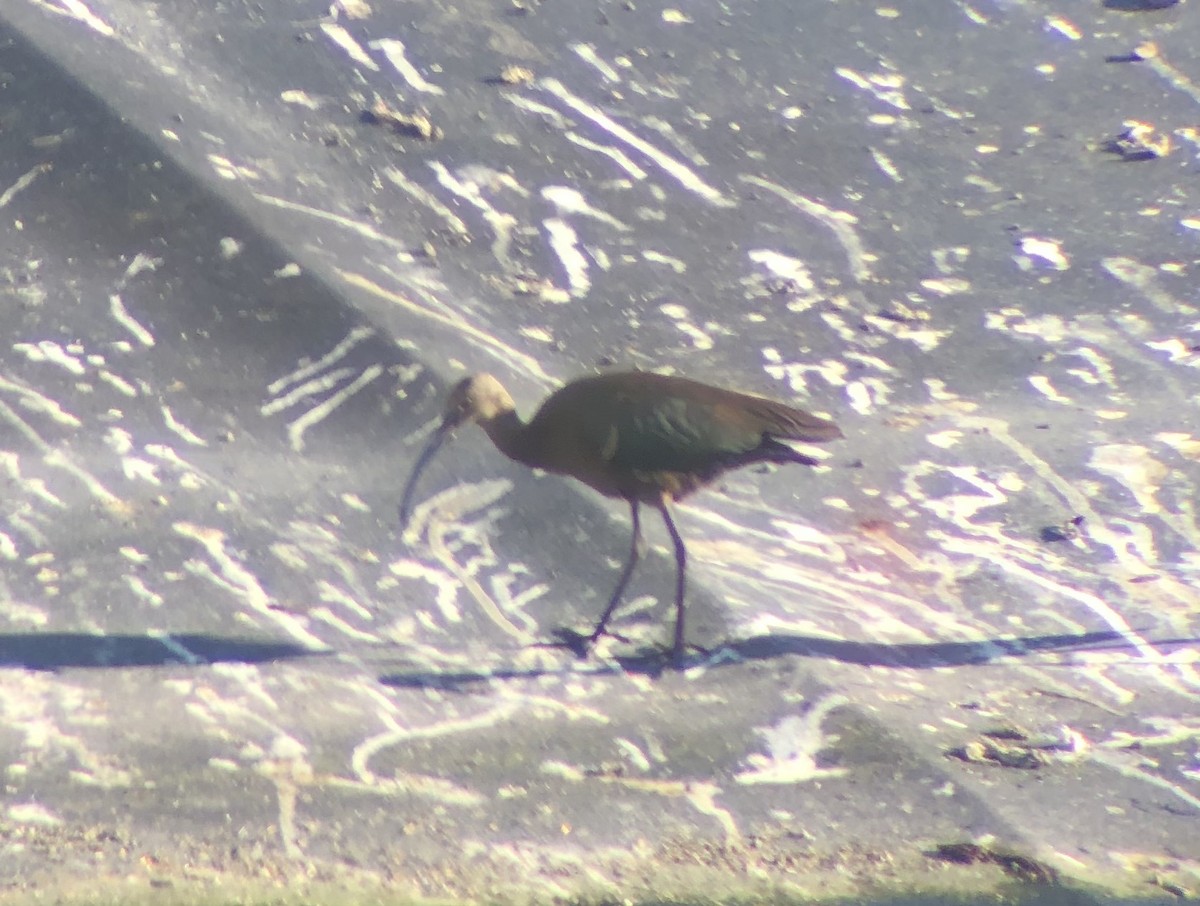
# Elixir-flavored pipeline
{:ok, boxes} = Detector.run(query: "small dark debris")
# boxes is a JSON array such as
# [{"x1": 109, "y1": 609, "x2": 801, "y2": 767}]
[
  {"x1": 1153, "y1": 876, "x2": 1192, "y2": 898},
  {"x1": 981, "y1": 725, "x2": 1027, "y2": 741},
  {"x1": 1039, "y1": 525, "x2": 1071, "y2": 542},
  {"x1": 929, "y1": 842, "x2": 1059, "y2": 885},
  {"x1": 1106, "y1": 40, "x2": 1159, "y2": 63},
  {"x1": 1104, "y1": 120, "x2": 1172, "y2": 160},
  {"x1": 1103, "y1": 0, "x2": 1179, "y2": 9},
  {"x1": 877, "y1": 300, "x2": 929, "y2": 324},
  {"x1": 361, "y1": 99, "x2": 443, "y2": 141},
  {"x1": 1040, "y1": 515, "x2": 1083, "y2": 542},
  {"x1": 949, "y1": 724, "x2": 1079, "y2": 770},
  {"x1": 485, "y1": 64, "x2": 535, "y2": 87},
  {"x1": 429, "y1": 225, "x2": 471, "y2": 246},
  {"x1": 948, "y1": 738, "x2": 1050, "y2": 770},
  {"x1": 765, "y1": 276, "x2": 802, "y2": 296}
]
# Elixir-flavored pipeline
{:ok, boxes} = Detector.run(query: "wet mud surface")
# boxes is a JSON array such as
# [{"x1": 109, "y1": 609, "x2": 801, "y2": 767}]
[{"x1": 0, "y1": 0, "x2": 1198, "y2": 901}]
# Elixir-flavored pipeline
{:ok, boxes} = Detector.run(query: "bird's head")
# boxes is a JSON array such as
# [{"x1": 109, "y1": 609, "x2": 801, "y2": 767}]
[
  {"x1": 439, "y1": 372, "x2": 515, "y2": 433},
  {"x1": 399, "y1": 372, "x2": 517, "y2": 529}
]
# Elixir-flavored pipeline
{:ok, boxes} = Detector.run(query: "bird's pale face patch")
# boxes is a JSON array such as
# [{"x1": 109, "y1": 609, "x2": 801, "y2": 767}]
[{"x1": 441, "y1": 373, "x2": 515, "y2": 430}]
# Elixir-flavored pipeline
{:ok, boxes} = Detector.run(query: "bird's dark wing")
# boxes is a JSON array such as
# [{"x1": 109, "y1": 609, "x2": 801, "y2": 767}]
[
  {"x1": 528, "y1": 373, "x2": 840, "y2": 484},
  {"x1": 598, "y1": 378, "x2": 838, "y2": 472},
  {"x1": 605, "y1": 393, "x2": 731, "y2": 471}
]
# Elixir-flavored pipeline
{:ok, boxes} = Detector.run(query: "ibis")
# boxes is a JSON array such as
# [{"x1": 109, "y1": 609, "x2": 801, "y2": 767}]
[{"x1": 400, "y1": 371, "x2": 842, "y2": 662}]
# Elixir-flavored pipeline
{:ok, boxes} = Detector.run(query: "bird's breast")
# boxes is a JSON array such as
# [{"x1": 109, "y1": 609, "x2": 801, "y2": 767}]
[
  {"x1": 533, "y1": 448, "x2": 704, "y2": 503},
  {"x1": 630, "y1": 469, "x2": 707, "y2": 501}
]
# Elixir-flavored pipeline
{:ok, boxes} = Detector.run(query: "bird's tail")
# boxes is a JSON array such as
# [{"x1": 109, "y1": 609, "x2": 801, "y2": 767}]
[
  {"x1": 756, "y1": 437, "x2": 823, "y2": 467},
  {"x1": 751, "y1": 399, "x2": 843, "y2": 444}
]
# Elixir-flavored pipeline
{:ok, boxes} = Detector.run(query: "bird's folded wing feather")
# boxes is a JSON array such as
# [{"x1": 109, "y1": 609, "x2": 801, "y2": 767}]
[
  {"x1": 597, "y1": 394, "x2": 769, "y2": 471},
  {"x1": 533, "y1": 374, "x2": 840, "y2": 477}
]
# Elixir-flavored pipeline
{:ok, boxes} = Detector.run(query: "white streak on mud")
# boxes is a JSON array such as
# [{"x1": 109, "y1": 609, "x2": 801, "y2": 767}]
[
  {"x1": 369, "y1": 39, "x2": 444, "y2": 94},
  {"x1": 539, "y1": 78, "x2": 733, "y2": 207}
]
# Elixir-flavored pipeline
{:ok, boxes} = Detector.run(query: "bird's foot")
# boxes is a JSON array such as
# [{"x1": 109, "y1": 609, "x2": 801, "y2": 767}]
[
  {"x1": 587, "y1": 625, "x2": 632, "y2": 647},
  {"x1": 541, "y1": 626, "x2": 632, "y2": 659},
  {"x1": 658, "y1": 639, "x2": 711, "y2": 668}
]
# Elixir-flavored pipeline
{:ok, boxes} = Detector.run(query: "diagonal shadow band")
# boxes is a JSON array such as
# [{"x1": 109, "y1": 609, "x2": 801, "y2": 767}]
[
  {"x1": 5, "y1": 627, "x2": 1187, "y2": 679},
  {"x1": 377, "y1": 627, "x2": 1191, "y2": 690},
  {"x1": 0, "y1": 632, "x2": 327, "y2": 671}
]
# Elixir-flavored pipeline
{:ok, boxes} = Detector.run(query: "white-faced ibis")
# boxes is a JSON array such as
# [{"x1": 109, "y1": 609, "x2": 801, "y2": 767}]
[{"x1": 400, "y1": 371, "x2": 842, "y2": 662}]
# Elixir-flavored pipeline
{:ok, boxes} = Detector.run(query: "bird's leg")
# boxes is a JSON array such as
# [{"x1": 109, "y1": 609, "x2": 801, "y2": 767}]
[
  {"x1": 658, "y1": 498, "x2": 689, "y2": 663},
  {"x1": 587, "y1": 499, "x2": 641, "y2": 647}
]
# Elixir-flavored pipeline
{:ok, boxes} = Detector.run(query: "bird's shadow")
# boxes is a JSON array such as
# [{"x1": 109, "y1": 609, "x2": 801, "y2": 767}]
[
  {"x1": 379, "y1": 627, "x2": 1187, "y2": 692},
  {"x1": 0, "y1": 632, "x2": 325, "y2": 671}
]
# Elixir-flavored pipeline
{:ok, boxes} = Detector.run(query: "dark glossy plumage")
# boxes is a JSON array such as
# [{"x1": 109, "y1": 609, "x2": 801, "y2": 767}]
[
  {"x1": 517, "y1": 372, "x2": 841, "y2": 502},
  {"x1": 400, "y1": 370, "x2": 842, "y2": 663}
]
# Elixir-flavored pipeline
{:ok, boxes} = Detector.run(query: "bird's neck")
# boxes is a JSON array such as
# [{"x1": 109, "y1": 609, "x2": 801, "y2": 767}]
[{"x1": 478, "y1": 410, "x2": 544, "y2": 469}]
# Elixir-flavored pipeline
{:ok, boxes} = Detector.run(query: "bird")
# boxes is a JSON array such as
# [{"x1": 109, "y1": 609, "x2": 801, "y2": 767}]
[{"x1": 399, "y1": 370, "x2": 842, "y2": 662}]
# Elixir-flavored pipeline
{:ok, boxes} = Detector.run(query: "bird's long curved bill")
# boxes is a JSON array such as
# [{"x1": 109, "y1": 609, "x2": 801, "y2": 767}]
[{"x1": 398, "y1": 423, "x2": 453, "y2": 530}]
